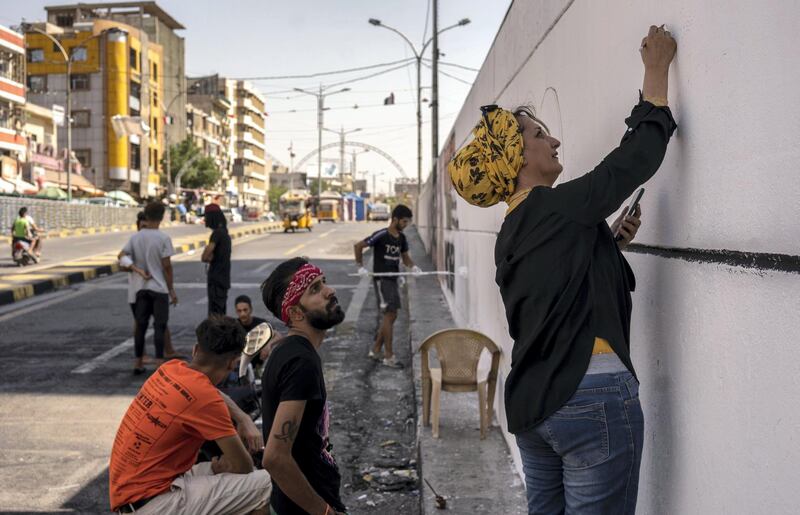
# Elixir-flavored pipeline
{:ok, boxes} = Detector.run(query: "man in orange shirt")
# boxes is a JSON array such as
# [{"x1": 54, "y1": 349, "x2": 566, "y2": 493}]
[{"x1": 109, "y1": 316, "x2": 271, "y2": 514}]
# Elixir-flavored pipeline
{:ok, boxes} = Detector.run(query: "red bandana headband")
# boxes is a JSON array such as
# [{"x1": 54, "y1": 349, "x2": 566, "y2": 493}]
[{"x1": 280, "y1": 263, "x2": 323, "y2": 324}]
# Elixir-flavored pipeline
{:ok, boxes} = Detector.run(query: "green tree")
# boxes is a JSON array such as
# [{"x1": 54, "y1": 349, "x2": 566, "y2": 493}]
[
  {"x1": 268, "y1": 185, "x2": 288, "y2": 212},
  {"x1": 162, "y1": 138, "x2": 222, "y2": 190}
]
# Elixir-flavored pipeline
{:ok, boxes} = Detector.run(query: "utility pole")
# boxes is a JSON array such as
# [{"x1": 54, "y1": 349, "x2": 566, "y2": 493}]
[
  {"x1": 288, "y1": 141, "x2": 295, "y2": 190},
  {"x1": 431, "y1": 0, "x2": 440, "y2": 192},
  {"x1": 294, "y1": 85, "x2": 351, "y2": 199},
  {"x1": 324, "y1": 126, "x2": 361, "y2": 192},
  {"x1": 317, "y1": 85, "x2": 323, "y2": 197}
]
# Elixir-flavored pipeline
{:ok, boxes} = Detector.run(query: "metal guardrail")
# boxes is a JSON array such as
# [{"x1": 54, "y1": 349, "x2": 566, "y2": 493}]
[{"x1": 0, "y1": 195, "x2": 141, "y2": 233}]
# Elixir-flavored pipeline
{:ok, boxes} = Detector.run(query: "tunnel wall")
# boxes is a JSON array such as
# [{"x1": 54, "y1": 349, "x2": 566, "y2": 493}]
[{"x1": 417, "y1": 1, "x2": 800, "y2": 512}]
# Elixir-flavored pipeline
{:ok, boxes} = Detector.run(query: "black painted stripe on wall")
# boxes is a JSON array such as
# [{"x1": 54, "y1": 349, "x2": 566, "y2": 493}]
[{"x1": 625, "y1": 243, "x2": 800, "y2": 274}]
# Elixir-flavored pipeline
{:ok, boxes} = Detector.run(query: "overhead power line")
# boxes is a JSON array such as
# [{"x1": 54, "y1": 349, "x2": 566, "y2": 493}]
[
  {"x1": 234, "y1": 57, "x2": 416, "y2": 81},
  {"x1": 421, "y1": 58, "x2": 479, "y2": 72},
  {"x1": 323, "y1": 61, "x2": 415, "y2": 89},
  {"x1": 421, "y1": 61, "x2": 473, "y2": 85}
]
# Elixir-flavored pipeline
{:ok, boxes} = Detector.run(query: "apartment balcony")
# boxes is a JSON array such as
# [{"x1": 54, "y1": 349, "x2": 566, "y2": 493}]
[
  {"x1": 242, "y1": 148, "x2": 266, "y2": 167},
  {"x1": 241, "y1": 131, "x2": 265, "y2": 150},
  {"x1": 240, "y1": 114, "x2": 265, "y2": 135},
  {"x1": 233, "y1": 158, "x2": 266, "y2": 180},
  {"x1": 241, "y1": 98, "x2": 263, "y2": 116},
  {"x1": 0, "y1": 76, "x2": 25, "y2": 105}
]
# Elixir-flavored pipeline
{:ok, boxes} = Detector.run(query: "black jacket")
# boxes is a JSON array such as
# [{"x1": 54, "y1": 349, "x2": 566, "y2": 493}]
[{"x1": 495, "y1": 98, "x2": 677, "y2": 434}]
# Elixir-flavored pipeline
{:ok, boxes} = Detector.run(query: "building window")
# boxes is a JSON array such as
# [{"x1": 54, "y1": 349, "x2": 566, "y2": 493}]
[
  {"x1": 74, "y1": 149, "x2": 91, "y2": 167},
  {"x1": 70, "y1": 74, "x2": 90, "y2": 90},
  {"x1": 27, "y1": 49, "x2": 44, "y2": 63},
  {"x1": 151, "y1": 148, "x2": 158, "y2": 172},
  {"x1": 152, "y1": 62, "x2": 158, "y2": 82},
  {"x1": 129, "y1": 48, "x2": 138, "y2": 70},
  {"x1": 129, "y1": 80, "x2": 141, "y2": 116},
  {"x1": 130, "y1": 142, "x2": 141, "y2": 170},
  {"x1": 71, "y1": 46, "x2": 87, "y2": 62},
  {"x1": 151, "y1": 117, "x2": 158, "y2": 137},
  {"x1": 152, "y1": 90, "x2": 158, "y2": 107},
  {"x1": 55, "y1": 14, "x2": 74, "y2": 27},
  {"x1": 72, "y1": 110, "x2": 90, "y2": 127},
  {"x1": 27, "y1": 75, "x2": 47, "y2": 93}
]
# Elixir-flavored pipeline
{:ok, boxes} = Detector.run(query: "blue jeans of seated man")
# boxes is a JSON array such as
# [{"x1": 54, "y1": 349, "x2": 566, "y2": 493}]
[{"x1": 515, "y1": 371, "x2": 644, "y2": 515}]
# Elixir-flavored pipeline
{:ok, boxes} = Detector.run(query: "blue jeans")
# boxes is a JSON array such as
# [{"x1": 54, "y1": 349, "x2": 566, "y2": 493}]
[{"x1": 515, "y1": 371, "x2": 644, "y2": 514}]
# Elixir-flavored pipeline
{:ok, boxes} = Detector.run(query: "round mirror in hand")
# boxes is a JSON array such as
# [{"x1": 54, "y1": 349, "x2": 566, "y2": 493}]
[{"x1": 239, "y1": 322, "x2": 274, "y2": 378}]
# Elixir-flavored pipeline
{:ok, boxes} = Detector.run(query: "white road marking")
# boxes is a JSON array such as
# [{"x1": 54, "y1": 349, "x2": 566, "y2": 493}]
[
  {"x1": 343, "y1": 256, "x2": 372, "y2": 326},
  {"x1": 70, "y1": 329, "x2": 153, "y2": 374},
  {"x1": 195, "y1": 297, "x2": 208, "y2": 305},
  {"x1": 284, "y1": 242, "x2": 309, "y2": 256},
  {"x1": 282, "y1": 226, "x2": 340, "y2": 256},
  {"x1": 253, "y1": 261, "x2": 275, "y2": 274}
]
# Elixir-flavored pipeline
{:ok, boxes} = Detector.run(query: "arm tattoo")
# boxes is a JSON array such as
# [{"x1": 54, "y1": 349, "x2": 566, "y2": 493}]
[{"x1": 275, "y1": 419, "x2": 299, "y2": 444}]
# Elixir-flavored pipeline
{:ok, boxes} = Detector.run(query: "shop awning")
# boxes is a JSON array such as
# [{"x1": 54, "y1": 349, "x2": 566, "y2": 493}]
[{"x1": 43, "y1": 170, "x2": 103, "y2": 195}]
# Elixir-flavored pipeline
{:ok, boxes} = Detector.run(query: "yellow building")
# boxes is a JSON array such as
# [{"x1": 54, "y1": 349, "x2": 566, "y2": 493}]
[{"x1": 24, "y1": 19, "x2": 164, "y2": 198}]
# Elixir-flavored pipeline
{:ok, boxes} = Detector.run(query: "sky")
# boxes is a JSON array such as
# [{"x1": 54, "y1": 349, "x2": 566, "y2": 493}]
[{"x1": 3, "y1": 0, "x2": 511, "y2": 194}]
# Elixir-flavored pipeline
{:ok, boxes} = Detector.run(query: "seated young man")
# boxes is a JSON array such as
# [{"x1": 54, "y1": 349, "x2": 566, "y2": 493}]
[{"x1": 109, "y1": 316, "x2": 271, "y2": 514}]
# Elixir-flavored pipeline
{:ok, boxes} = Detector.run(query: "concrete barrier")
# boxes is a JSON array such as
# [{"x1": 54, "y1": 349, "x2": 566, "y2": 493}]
[{"x1": 1, "y1": 195, "x2": 141, "y2": 234}]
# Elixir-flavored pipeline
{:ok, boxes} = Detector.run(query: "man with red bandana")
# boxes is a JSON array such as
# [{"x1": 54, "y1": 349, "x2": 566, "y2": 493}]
[{"x1": 259, "y1": 258, "x2": 347, "y2": 515}]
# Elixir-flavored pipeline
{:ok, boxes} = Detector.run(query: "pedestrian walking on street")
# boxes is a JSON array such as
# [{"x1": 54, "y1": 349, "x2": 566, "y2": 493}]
[
  {"x1": 353, "y1": 204, "x2": 421, "y2": 368},
  {"x1": 109, "y1": 316, "x2": 271, "y2": 515},
  {"x1": 448, "y1": 25, "x2": 677, "y2": 515},
  {"x1": 119, "y1": 202, "x2": 178, "y2": 375},
  {"x1": 118, "y1": 211, "x2": 178, "y2": 365},
  {"x1": 202, "y1": 204, "x2": 231, "y2": 315},
  {"x1": 259, "y1": 258, "x2": 347, "y2": 515}
]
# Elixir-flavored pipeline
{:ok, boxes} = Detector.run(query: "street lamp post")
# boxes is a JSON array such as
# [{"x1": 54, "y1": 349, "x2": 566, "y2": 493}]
[
  {"x1": 22, "y1": 25, "x2": 122, "y2": 202},
  {"x1": 368, "y1": 16, "x2": 470, "y2": 206},
  {"x1": 351, "y1": 149, "x2": 369, "y2": 192},
  {"x1": 293, "y1": 85, "x2": 351, "y2": 199},
  {"x1": 161, "y1": 92, "x2": 183, "y2": 194},
  {"x1": 323, "y1": 126, "x2": 361, "y2": 192}
]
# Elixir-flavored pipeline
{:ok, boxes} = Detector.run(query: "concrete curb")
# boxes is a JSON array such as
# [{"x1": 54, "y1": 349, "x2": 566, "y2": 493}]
[
  {"x1": 0, "y1": 222, "x2": 283, "y2": 306},
  {"x1": 0, "y1": 221, "x2": 180, "y2": 245}
]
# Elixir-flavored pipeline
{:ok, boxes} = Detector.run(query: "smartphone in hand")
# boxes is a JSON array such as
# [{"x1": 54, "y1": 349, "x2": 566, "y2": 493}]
[{"x1": 614, "y1": 188, "x2": 644, "y2": 241}]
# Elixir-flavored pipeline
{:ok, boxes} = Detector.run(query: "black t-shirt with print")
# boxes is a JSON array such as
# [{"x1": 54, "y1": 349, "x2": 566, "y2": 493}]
[
  {"x1": 364, "y1": 228, "x2": 409, "y2": 274},
  {"x1": 261, "y1": 335, "x2": 345, "y2": 514},
  {"x1": 208, "y1": 227, "x2": 231, "y2": 288}
]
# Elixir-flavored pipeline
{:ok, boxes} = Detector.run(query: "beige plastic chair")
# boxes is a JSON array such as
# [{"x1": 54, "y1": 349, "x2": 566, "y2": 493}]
[{"x1": 419, "y1": 328, "x2": 501, "y2": 439}]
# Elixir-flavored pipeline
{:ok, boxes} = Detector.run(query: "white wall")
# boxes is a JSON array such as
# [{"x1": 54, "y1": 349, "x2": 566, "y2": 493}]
[{"x1": 419, "y1": 1, "x2": 800, "y2": 512}]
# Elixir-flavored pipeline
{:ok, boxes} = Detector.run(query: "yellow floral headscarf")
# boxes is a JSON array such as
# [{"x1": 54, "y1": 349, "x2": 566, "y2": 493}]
[{"x1": 448, "y1": 105, "x2": 523, "y2": 207}]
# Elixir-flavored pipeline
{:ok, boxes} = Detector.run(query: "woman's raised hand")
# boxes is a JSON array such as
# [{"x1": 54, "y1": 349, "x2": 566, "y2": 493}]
[{"x1": 640, "y1": 25, "x2": 677, "y2": 71}]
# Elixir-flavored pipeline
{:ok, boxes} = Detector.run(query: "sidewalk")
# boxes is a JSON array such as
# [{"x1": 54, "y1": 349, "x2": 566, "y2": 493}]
[
  {"x1": 405, "y1": 227, "x2": 527, "y2": 514},
  {"x1": 0, "y1": 221, "x2": 282, "y2": 306}
]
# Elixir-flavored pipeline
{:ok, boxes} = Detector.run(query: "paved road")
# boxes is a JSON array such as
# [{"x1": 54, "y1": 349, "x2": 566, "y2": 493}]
[
  {"x1": 0, "y1": 221, "x2": 421, "y2": 514},
  {"x1": 0, "y1": 221, "x2": 258, "y2": 276}
]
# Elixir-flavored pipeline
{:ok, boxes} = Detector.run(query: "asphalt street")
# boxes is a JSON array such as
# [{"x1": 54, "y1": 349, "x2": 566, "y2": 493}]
[{"x1": 0, "y1": 220, "x2": 418, "y2": 514}]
